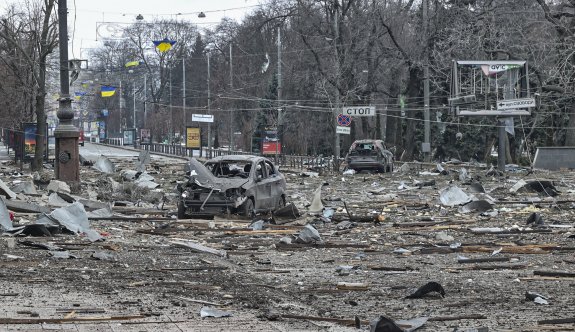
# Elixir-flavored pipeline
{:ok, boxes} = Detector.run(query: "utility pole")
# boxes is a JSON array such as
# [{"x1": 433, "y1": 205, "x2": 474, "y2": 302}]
[
  {"x1": 182, "y1": 57, "x2": 186, "y2": 128},
  {"x1": 229, "y1": 43, "x2": 234, "y2": 152},
  {"x1": 143, "y1": 74, "x2": 147, "y2": 130},
  {"x1": 423, "y1": 0, "x2": 431, "y2": 162},
  {"x1": 119, "y1": 80, "x2": 123, "y2": 132},
  {"x1": 169, "y1": 69, "x2": 173, "y2": 145},
  {"x1": 276, "y1": 27, "x2": 282, "y2": 162},
  {"x1": 207, "y1": 53, "x2": 212, "y2": 158},
  {"x1": 55, "y1": 0, "x2": 80, "y2": 182},
  {"x1": 333, "y1": 10, "x2": 341, "y2": 171},
  {"x1": 133, "y1": 83, "x2": 136, "y2": 130}
]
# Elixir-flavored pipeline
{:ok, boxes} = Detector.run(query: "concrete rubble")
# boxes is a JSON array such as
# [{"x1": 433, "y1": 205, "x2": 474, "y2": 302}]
[{"x1": 0, "y1": 153, "x2": 574, "y2": 331}]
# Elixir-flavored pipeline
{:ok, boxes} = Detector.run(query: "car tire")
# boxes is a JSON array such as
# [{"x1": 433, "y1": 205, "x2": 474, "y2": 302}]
[
  {"x1": 177, "y1": 201, "x2": 187, "y2": 219},
  {"x1": 241, "y1": 198, "x2": 255, "y2": 217}
]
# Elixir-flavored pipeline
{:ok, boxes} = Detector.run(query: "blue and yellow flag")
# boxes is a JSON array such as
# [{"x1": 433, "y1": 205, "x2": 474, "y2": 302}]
[
  {"x1": 125, "y1": 61, "x2": 140, "y2": 68},
  {"x1": 101, "y1": 86, "x2": 116, "y2": 97},
  {"x1": 153, "y1": 38, "x2": 176, "y2": 52},
  {"x1": 74, "y1": 91, "x2": 87, "y2": 100}
]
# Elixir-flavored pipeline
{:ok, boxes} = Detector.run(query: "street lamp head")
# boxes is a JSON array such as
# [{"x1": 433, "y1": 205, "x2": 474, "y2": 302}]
[{"x1": 198, "y1": 12, "x2": 206, "y2": 18}]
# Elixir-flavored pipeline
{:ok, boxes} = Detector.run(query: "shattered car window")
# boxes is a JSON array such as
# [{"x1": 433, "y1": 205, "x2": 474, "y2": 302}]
[
  {"x1": 205, "y1": 161, "x2": 252, "y2": 179},
  {"x1": 349, "y1": 143, "x2": 378, "y2": 156}
]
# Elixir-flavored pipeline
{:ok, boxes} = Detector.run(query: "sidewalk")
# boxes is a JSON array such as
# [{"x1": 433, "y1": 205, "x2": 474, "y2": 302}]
[{"x1": 0, "y1": 142, "x2": 12, "y2": 161}]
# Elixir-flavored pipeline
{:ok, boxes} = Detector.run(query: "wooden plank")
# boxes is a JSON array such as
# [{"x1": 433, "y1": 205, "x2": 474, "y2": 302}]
[
  {"x1": 458, "y1": 257, "x2": 511, "y2": 264},
  {"x1": 170, "y1": 240, "x2": 228, "y2": 258},
  {"x1": 534, "y1": 270, "x2": 575, "y2": 278},
  {"x1": 0, "y1": 315, "x2": 145, "y2": 324},
  {"x1": 539, "y1": 318, "x2": 575, "y2": 325}
]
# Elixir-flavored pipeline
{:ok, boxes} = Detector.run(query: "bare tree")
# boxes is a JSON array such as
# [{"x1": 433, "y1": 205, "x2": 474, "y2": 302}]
[{"x1": 0, "y1": 0, "x2": 58, "y2": 170}]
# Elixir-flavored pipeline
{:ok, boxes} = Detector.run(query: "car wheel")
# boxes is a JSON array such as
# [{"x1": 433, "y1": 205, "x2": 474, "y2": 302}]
[
  {"x1": 177, "y1": 201, "x2": 187, "y2": 219},
  {"x1": 241, "y1": 198, "x2": 255, "y2": 217}
]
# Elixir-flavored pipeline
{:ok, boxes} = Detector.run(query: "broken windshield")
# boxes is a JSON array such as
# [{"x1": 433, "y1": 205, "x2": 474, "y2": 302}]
[{"x1": 205, "y1": 161, "x2": 252, "y2": 179}]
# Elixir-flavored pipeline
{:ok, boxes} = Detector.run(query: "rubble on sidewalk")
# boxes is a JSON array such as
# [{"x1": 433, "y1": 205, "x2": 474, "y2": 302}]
[{"x1": 0, "y1": 150, "x2": 573, "y2": 331}]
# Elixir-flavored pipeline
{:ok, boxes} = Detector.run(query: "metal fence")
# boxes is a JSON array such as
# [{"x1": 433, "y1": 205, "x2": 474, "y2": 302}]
[{"x1": 102, "y1": 138, "x2": 334, "y2": 171}]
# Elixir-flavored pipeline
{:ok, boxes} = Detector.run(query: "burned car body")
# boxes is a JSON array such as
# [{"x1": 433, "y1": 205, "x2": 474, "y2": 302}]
[
  {"x1": 345, "y1": 139, "x2": 394, "y2": 172},
  {"x1": 177, "y1": 155, "x2": 287, "y2": 218}
]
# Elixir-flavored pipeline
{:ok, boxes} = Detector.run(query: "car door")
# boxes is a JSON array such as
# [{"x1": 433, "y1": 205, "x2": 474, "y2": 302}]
[
  {"x1": 253, "y1": 160, "x2": 273, "y2": 209},
  {"x1": 265, "y1": 160, "x2": 283, "y2": 207}
]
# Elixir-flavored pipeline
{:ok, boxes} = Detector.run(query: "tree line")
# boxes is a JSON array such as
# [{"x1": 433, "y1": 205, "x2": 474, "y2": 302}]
[{"x1": 1, "y1": 0, "x2": 575, "y2": 168}]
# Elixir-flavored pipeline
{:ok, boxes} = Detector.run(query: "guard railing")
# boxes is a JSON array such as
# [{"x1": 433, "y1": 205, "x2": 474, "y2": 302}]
[{"x1": 100, "y1": 139, "x2": 334, "y2": 171}]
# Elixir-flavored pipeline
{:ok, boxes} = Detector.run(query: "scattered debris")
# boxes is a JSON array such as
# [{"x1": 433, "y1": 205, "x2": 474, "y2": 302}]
[
  {"x1": 200, "y1": 306, "x2": 233, "y2": 318},
  {"x1": 308, "y1": 183, "x2": 325, "y2": 213},
  {"x1": 11, "y1": 181, "x2": 37, "y2": 195},
  {"x1": 94, "y1": 156, "x2": 116, "y2": 174},
  {"x1": 49, "y1": 251, "x2": 77, "y2": 259},
  {"x1": 273, "y1": 203, "x2": 300, "y2": 221},
  {"x1": 0, "y1": 178, "x2": 17, "y2": 199},
  {"x1": 459, "y1": 200, "x2": 493, "y2": 213},
  {"x1": 136, "y1": 150, "x2": 151, "y2": 172},
  {"x1": 369, "y1": 315, "x2": 428, "y2": 332},
  {"x1": 295, "y1": 224, "x2": 322, "y2": 244},
  {"x1": 526, "y1": 212, "x2": 544, "y2": 226},
  {"x1": 525, "y1": 291, "x2": 549, "y2": 305},
  {"x1": 369, "y1": 315, "x2": 402, "y2": 332},
  {"x1": 468, "y1": 182, "x2": 485, "y2": 193},
  {"x1": 47, "y1": 180, "x2": 71, "y2": 194},
  {"x1": 439, "y1": 186, "x2": 470, "y2": 206},
  {"x1": 405, "y1": 282, "x2": 446, "y2": 299},
  {"x1": 37, "y1": 202, "x2": 103, "y2": 242},
  {"x1": 170, "y1": 239, "x2": 228, "y2": 258},
  {"x1": 92, "y1": 251, "x2": 117, "y2": 261}
]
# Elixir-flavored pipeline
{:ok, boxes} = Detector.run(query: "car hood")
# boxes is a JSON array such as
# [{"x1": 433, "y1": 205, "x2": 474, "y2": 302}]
[{"x1": 185, "y1": 158, "x2": 249, "y2": 191}]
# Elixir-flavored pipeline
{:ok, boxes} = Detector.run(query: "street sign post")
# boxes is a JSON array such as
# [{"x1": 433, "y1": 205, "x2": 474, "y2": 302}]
[
  {"x1": 336, "y1": 126, "x2": 351, "y2": 135},
  {"x1": 496, "y1": 98, "x2": 535, "y2": 111},
  {"x1": 192, "y1": 114, "x2": 214, "y2": 123},
  {"x1": 341, "y1": 106, "x2": 375, "y2": 116}
]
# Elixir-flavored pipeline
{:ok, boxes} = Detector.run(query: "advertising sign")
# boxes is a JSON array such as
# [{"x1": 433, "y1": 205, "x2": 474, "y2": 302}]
[
  {"x1": 22, "y1": 123, "x2": 48, "y2": 161},
  {"x1": 123, "y1": 129, "x2": 135, "y2": 145},
  {"x1": 262, "y1": 142, "x2": 281, "y2": 155},
  {"x1": 23, "y1": 123, "x2": 36, "y2": 159},
  {"x1": 186, "y1": 127, "x2": 201, "y2": 149},
  {"x1": 140, "y1": 128, "x2": 151, "y2": 145},
  {"x1": 99, "y1": 121, "x2": 106, "y2": 139}
]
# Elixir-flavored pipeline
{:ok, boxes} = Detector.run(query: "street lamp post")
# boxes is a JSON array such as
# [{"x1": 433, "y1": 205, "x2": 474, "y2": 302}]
[
  {"x1": 207, "y1": 52, "x2": 212, "y2": 158},
  {"x1": 55, "y1": 0, "x2": 80, "y2": 183}
]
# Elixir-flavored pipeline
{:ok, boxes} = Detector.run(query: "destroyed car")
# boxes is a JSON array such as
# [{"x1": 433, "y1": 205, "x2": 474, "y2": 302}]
[
  {"x1": 345, "y1": 139, "x2": 394, "y2": 172},
  {"x1": 177, "y1": 155, "x2": 287, "y2": 218}
]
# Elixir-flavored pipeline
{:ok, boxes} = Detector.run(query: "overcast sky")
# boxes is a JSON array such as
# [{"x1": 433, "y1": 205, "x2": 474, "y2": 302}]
[{"x1": 2, "y1": 0, "x2": 260, "y2": 58}]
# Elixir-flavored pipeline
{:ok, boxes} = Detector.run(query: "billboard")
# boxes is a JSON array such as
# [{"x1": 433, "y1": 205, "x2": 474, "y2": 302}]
[
  {"x1": 123, "y1": 129, "x2": 135, "y2": 145},
  {"x1": 262, "y1": 142, "x2": 281, "y2": 155},
  {"x1": 21, "y1": 123, "x2": 48, "y2": 161},
  {"x1": 186, "y1": 127, "x2": 201, "y2": 149},
  {"x1": 451, "y1": 60, "x2": 531, "y2": 116},
  {"x1": 140, "y1": 128, "x2": 151, "y2": 145}
]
